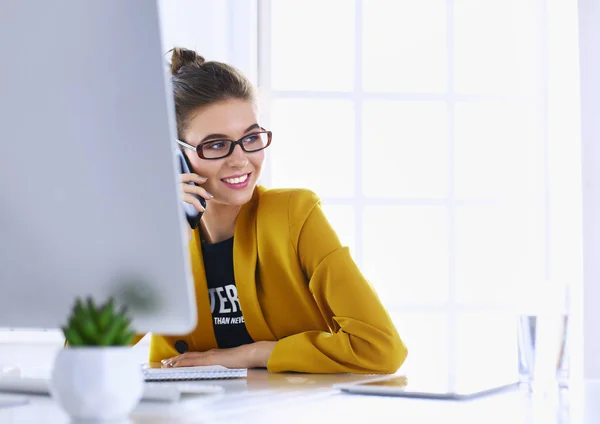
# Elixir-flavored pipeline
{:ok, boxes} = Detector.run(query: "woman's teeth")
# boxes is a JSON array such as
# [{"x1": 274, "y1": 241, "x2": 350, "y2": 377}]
[{"x1": 223, "y1": 174, "x2": 249, "y2": 184}]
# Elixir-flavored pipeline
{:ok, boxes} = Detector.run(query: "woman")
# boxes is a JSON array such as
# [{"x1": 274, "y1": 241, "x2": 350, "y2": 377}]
[{"x1": 143, "y1": 47, "x2": 407, "y2": 374}]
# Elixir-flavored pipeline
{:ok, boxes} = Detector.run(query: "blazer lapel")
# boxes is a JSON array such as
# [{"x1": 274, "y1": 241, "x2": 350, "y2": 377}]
[{"x1": 234, "y1": 187, "x2": 276, "y2": 341}]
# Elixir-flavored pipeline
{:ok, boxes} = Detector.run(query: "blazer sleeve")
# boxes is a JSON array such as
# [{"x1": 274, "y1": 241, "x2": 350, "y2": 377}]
[{"x1": 266, "y1": 190, "x2": 408, "y2": 374}]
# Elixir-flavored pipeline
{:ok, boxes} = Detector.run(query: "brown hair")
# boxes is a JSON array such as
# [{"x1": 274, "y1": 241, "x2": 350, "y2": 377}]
[{"x1": 169, "y1": 47, "x2": 256, "y2": 138}]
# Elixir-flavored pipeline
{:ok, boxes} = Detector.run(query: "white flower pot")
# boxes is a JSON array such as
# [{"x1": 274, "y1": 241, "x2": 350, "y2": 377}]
[{"x1": 50, "y1": 347, "x2": 144, "y2": 421}]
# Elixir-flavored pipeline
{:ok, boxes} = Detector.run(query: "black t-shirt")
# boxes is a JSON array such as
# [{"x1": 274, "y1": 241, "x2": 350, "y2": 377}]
[{"x1": 201, "y1": 236, "x2": 254, "y2": 349}]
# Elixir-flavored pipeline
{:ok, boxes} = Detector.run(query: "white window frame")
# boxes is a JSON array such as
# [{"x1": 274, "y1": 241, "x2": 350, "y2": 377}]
[{"x1": 256, "y1": 0, "x2": 586, "y2": 380}]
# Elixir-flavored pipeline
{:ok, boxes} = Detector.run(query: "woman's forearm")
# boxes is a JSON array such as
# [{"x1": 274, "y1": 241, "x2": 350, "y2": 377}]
[{"x1": 246, "y1": 340, "x2": 277, "y2": 368}]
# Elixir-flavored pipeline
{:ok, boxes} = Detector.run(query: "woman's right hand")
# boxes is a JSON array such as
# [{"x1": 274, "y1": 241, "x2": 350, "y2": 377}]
[
  {"x1": 180, "y1": 173, "x2": 212, "y2": 239},
  {"x1": 180, "y1": 173, "x2": 212, "y2": 212}
]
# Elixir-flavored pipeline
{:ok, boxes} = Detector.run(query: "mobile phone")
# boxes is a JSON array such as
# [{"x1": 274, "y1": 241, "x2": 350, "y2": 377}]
[{"x1": 176, "y1": 149, "x2": 206, "y2": 229}]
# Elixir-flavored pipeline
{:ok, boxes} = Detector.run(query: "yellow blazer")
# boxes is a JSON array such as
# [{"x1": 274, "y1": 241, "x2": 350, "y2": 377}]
[{"x1": 142, "y1": 186, "x2": 407, "y2": 374}]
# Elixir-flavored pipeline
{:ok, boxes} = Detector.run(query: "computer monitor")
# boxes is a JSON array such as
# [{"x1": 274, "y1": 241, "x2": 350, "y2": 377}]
[{"x1": 0, "y1": 1, "x2": 197, "y2": 334}]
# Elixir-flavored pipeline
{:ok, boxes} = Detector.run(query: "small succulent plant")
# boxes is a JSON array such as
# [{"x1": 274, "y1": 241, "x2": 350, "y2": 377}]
[{"x1": 62, "y1": 297, "x2": 135, "y2": 346}]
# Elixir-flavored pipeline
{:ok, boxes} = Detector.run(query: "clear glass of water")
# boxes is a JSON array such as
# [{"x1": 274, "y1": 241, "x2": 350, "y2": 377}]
[{"x1": 518, "y1": 314, "x2": 570, "y2": 391}]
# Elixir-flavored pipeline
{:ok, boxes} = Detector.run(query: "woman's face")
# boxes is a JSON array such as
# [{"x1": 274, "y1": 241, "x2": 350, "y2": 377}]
[{"x1": 182, "y1": 98, "x2": 265, "y2": 208}]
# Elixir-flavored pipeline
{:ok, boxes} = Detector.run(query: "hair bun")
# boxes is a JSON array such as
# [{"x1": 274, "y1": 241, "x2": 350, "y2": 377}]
[{"x1": 170, "y1": 47, "x2": 205, "y2": 74}]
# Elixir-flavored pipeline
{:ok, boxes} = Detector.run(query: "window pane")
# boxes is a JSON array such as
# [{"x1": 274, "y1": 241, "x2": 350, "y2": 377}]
[
  {"x1": 391, "y1": 312, "x2": 449, "y2": 378},
  {"x1": 454, "y1": 0, "x2": 542, "y2": 95},
  {"x1": 363, "y1": 0, "x2": 447, "y2": 93},
  {"x1": 271, "y1": 0, "x2": 354, "y2": 91},
  {"x1": 455, "y1": 204, "x2": 531, "y2": 305},
  {"x1": 362, "y1": 100, "x2": 448, "y2": 198},
  {"x1": 269, "y1": 99, "x2": 355, "y2": 198},
  {"x1": 363, "y1": 206, "x2": 449, "y2": 305},
  {"x1": 454, "y1": 102, "x2": 541, "y2": 200},
  {"x1": 321, "y1": 204, "x2": 356, "y2": 257},
  {"x1": 456, "y1": 312, "x2": 518, "y2": 381}
]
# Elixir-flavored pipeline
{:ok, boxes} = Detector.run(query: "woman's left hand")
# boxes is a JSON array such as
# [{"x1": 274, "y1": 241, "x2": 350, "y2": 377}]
[{"x1": 161, "y1": 341, "x2": 277, "y2": 369}]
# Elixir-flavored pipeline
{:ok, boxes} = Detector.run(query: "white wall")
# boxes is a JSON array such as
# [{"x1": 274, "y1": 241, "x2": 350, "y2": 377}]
[
  {"x1": 578, "y1": 0, "x2": 600, "y2": 380},
  {"x1": 158, "y1": 0, "x2": 228, "y2": 62},
  {"x1": 158, "y1": 0, "x2": 257, "y2": 84}
]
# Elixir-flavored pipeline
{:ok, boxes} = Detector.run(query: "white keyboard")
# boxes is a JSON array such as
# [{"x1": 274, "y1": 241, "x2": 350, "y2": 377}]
[{"x1": 0, "y1": 377, "x2": 224, "y2": 403}]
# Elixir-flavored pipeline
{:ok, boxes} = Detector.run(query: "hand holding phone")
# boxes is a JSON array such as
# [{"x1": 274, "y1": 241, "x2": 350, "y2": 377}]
[{"x1": 177, "y1": 150, "x2": 211, "y2": 229}]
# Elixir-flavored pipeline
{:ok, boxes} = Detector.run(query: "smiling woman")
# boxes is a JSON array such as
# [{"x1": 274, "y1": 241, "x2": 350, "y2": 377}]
[{"x1": 131, "y1": 47, "x2": 407, "y2": 374}]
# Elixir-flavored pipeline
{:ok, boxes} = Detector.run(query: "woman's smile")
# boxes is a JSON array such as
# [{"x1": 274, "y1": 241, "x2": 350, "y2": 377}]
[{"x1": 221, "y1": 172, "x2": 252, "y2": 189}]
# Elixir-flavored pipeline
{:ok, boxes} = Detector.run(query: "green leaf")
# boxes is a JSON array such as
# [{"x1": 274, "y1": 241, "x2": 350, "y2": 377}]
[
  {"x1": 86, "y1": 297, "x2": 100, "y2": 324},
  {"x1": 97, "y1": 298, "x2": 115, "y2": 331},
  {"x1": 111, "y1": 314, "x2": 134, "y2": 346},
  {"x1": 117, "y1": 316, "x2": 131, "y2": 333},
  {"x1": 116, "y1": 330, "x2": 135, "y2": 346},
  {"x1": 72, "y1": 297, "x2": 89, "y2": 323},
  {"x1": 71, "y1": 315, "x2": 98, "y2": 345},
  {"x1": 62, "y1": 326, "x2": 85, "y2": 346},
  {"x1": 98, "y1": 315, "x2": 122, "y2": 346},
  {"x1": 73, "y1": 297, "x2": 85, "y2": 314},
  {"x1": 71, "y1": 298, "x2": 91, "y2": 328}
]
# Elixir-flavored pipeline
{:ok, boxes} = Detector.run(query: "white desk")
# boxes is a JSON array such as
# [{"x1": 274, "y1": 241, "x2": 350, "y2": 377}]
[{"x1": 0, "y1": 370, "x2": 598, "y2": 424}]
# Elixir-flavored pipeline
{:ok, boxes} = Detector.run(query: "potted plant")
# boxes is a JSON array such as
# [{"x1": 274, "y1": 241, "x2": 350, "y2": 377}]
[{"x1": 50, "y1": 296, "x2": 144, "y2": 421}]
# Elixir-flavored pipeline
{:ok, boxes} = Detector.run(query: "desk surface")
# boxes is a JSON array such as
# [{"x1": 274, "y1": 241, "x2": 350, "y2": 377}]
[{"x1": 0, "y1": 370, "x2": 596, "y2": 424}]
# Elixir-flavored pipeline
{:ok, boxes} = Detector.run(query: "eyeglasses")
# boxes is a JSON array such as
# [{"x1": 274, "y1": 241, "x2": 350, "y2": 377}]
[{"x1": 177, "y1": 130, "x2": 272, "y2": 160}]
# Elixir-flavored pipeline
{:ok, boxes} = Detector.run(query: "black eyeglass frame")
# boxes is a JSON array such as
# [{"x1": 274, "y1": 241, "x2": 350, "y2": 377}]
[{"x1": 176, "y1": 129, "x2": 272, "y2": 160}]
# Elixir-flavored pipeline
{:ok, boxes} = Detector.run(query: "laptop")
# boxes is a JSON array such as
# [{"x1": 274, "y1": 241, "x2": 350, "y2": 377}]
[{"x1": 334, "y1": 373, "x2": 519, "y2": 400}]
